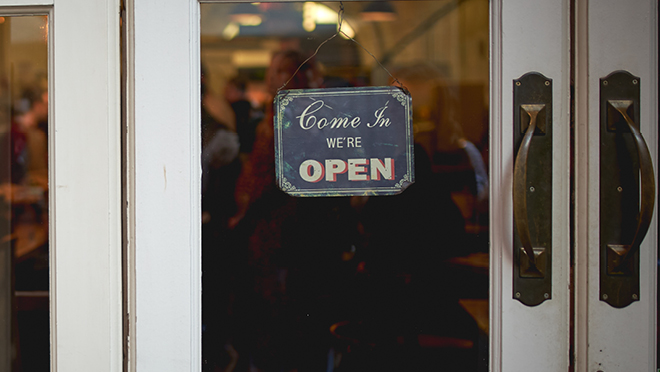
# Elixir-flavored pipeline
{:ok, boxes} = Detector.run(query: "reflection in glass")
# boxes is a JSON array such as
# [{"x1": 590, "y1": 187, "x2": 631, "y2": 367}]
[
  {"x1": 0, "y1": 15, "x2": 49, "y2": 371},
  {"x1": 201, "y1": 2, "x2": 488, "y2": 371}
]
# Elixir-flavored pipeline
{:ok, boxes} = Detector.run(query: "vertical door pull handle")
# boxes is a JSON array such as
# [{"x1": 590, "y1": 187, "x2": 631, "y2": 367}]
[
  {"x1": 600, "y1": 71, "x2": 654, "y2": 308},
  {"x1": 607, "y1": 100, "x2": 655, "y2": 271},
  {"x1": 513, "y1": 104, "x2": 545, "y2": 275},
  {"x1": 513, "y1": 72, "x2": 552, "y2": 306}
]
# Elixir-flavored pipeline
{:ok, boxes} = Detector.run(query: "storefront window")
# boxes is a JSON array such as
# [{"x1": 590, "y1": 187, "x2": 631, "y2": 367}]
[
  {"x1": 200, "y1": 2, "x2": 488, "y2": 370},
  {"x1": 0, "y1": 15, "x2": 49, "y2": 371}
]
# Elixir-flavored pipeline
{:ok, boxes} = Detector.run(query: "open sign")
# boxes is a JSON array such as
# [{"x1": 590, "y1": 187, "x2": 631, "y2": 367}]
[{"x1": 274, "y1": 86, "x2": 414, "y2": 197}]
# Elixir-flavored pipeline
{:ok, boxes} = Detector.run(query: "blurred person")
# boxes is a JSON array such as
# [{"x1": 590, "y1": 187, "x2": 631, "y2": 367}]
[
  {"x1": 224, "y1": 76, "x2": 262, "y2": 158},
  {"x1": 0, "y1": 88, "x2": 50, "y2": 294},
  {"x1": 229, "y1": 50, "x2": 321, "y2": 229},
  {"x1": 200, "y1": 64, "x2": 243, "y2": 372},
  {"x1": 227, "y1": 50, "x2": 340, "y2": 372},
  {"x1": 0, "y1": 89, "x2": 49, "y2": 226},
  {"x1": 395, "y1": 63, "x2": 488, "y2": 205},
  {"x1": 0, "y1": 109, "x2": 27, "y2": 187},
  {"x1": 325, "y1": 66, "x2": 484, "y2": 371},
  {"x1": 16, "y1": 89, "x2": 48, "y2": 189},
  {"x1": 201, "y1": 65, "x2": 240, "y2": 224},
  {"x1": 431, "y1": 84, "x2": 488, "y2": 205},
  {"x1": 352, "y1": 64, "x2": 476, "y2": 272}
]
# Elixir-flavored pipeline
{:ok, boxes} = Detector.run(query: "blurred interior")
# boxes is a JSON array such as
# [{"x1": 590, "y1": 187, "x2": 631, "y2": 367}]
[
  {"x1": 200, "y1": 1, "x2": 489, "y2": 371},
  {"x1": 0, "y1": 15, "x2": 50, "y2": 371}
]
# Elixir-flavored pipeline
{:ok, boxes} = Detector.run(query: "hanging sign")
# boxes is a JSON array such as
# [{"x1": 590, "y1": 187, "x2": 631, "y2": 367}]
[{"x1": 274, "y1": 86, "x2": 414, "y2": 197}]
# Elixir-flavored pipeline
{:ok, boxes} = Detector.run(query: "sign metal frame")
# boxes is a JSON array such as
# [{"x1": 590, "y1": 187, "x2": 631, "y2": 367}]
[{"x1": 274, "y1": 86, "x2": 414, "y2": 197}]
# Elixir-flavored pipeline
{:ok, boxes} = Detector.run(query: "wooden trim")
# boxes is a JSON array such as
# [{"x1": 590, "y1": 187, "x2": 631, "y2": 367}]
[
  {"x1": 131, "y1": 0, "x2": 201, "y2": 369},
  {"x1": 575, "y1": 0, "x2": 657, "y2": 369},
  {"x1": 0, "y1": 5, "x2": 49, "y2": 14},
  {"x1": 0, "y1": 0, "x2": 52, "y2": 7},
  {"x1": 496, "y1": 0, "x2": 571, "y2": 370},
  {"x1": 573, "y1": 0, "x2": 589, "y2": 369},
  {"x1": 123, "y1": 0, "x2": 136, "y2": 370},
  {"x1": 488, "y1": 0, "x2": 503, "y2": 371},
  {"x1": 50, "y1": 0, "x2": 122, "y2": 370}
]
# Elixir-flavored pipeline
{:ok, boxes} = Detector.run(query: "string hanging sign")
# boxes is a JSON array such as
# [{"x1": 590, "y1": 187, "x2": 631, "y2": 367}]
[{"x1": 274, "y1": 3, "x2": 414, "y2": 197}]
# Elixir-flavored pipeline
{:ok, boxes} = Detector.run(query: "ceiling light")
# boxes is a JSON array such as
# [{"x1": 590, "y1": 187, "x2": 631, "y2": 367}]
[
  {"x1": 230, "y1": 3, "x2": 263, "y2": 26},
  {"x1": 361, "y1": 2, "x2": 397, "y2": 22}
]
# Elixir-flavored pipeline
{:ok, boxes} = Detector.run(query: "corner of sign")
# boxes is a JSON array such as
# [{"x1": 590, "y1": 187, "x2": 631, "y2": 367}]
[
  {"x1": 274, "y1": 90, "x2": 289, "y2": 103},
  {"x1": 397, "y1": 85, "x2": 411, "y2": 97},
  {"x1": 393, "y1": 177, "x2": 415, "y2": 195}
]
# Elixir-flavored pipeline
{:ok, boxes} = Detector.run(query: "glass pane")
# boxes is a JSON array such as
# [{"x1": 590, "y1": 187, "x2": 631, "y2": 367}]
[
  {"x1": 201, "y1": 2, "x2": 488, "y2": 371},
  {"x1": 0, "y1": 15, "x2": 49, "y2": 371}
]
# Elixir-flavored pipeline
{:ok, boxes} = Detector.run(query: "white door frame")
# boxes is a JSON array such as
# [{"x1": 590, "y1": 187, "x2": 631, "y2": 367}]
[
  {"x1": 574, "y1": 0, "x2": 658, "y2": 370},
  {"x1": 128, "y1": 0, "x2": 202, "y2": 370},
  {"x1": 128, "y1": 0, "x2": 569, "y2": 369},
  {"x1": 0, "y1": 0, "x2": 122, "y2": 370},
  {"x1": 490, "y1": 0, "x2": 571, "y2": 370}
]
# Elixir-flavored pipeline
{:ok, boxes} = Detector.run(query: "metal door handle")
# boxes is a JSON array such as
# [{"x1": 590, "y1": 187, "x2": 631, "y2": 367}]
[
  {"x1": 512, "y1": 72, "x2": 552, "y2": 306},
  {"x1": 600, "y1": 70, "x2": 655, "y2": 308},
  {"x1": 513, "y1": 104, "x2": 545, "y2": 275},
  {"x1": 607, "y1": 99, "x2": 656, "y2": 271}
]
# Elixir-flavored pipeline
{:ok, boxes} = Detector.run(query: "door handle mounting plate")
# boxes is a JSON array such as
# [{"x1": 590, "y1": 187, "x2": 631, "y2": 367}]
[
  {"x1": 513, "y1": 72, "x2": 553, "y2": 306},
  {"x1": 599, "y1": 70, "x2": 656, "y2": 308}
]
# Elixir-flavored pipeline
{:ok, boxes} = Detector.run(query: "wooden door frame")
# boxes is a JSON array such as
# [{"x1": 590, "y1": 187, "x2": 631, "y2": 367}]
[
  {"x1": 0, "y1": 0, "x2": 123, "y2": 370},
  {"x1": 128, "y1": 0, "x2": 576, "y2": 370},
  {"x1": 574, "y1": 0, "x2": 658, "y2": 370}
]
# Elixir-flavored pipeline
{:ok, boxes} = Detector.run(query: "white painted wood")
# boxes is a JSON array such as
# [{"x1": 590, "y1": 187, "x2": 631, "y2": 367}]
[
  {"x1": 488, "y1": 0, "x2": 503, "y2": 369},
  {"x1": 124, "y1": 1, "x2": 136, "y2": 371},
  {"x1": 575, "y1": 0, "x2": 658, "y2": 370},
  {"x1": 0, "y1": 5, "x2": 121, "y2": 370},
  {"x1": 574, "y1": 0, "x2": 589, "y2": 369},
  {"x1": 3, "y1": 0, "x2": 121, "y2": 371},
  {"x1": 0, "y1": 3, "x2": 121, "y2": 370},
  {"x1": 130, "y1": 0, "x2": 202, "y2": 370},
  {"x1": 0, "y1": 0, "x2": 52, "y2": 6},
  {"x1": 50, "y1": 0, "x2": 122, "y2": 371},
  {"x1": 492, "y1": 0, "x2": 571, "y2": 370}
]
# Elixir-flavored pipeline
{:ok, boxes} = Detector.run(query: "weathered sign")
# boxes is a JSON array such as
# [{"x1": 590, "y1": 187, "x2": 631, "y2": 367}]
[{"x1": 274, "y1": 86, "x2": 414, "y2": 196}]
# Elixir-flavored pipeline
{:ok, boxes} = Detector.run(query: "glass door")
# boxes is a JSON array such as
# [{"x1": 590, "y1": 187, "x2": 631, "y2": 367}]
[
  {"x1": 128, "y1": 0, "x2": 656, "y2": 370},
  {"x1": 199, "y1": 2, "x2": 488, "y2": 371},
  {"x1": 0, "y1": 14, "x2": 49, "y2": 370},
  {"x1": 130, "y1": 0, "x2": 491, "y2": 370},
  {"x1": 0, "y1": 0, "x2": 121, "y2": 371}
]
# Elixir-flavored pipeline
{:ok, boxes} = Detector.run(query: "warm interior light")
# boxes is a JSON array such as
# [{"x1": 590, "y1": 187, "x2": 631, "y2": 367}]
[
  {"x1": 339, "y1": 23, "x2": 355, "y2": 39},
  {"x1": 302, "y1": 2, "x2": 356, "y2": 38},
  {"x1": 222, "y1": 22, "x2": 240, "y2": 40},
  {"x1": 302, "y1": 2, "x2": 317, "y2": 32},
  {"x1": 304, "y1": 2, "x2": 338, "y2": 24},
  {"x1": 40, "y1": 16, "x2": 48, "y2": 42},
  {"x1": 231, "y1": 50, "x2": 272, "y2": 67},
  {"x1": 230, "y1": 3, "x2": 262, "y2": 26},
  {"x1": 361, "y1": 2, "x2": 397, "y2": 22},
  {"x1": 303, "y1": 19, "x2": 316, "y2": 32},
  {"x1": 234, "y1": 15, "x2": 262, "y2": 26}
]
